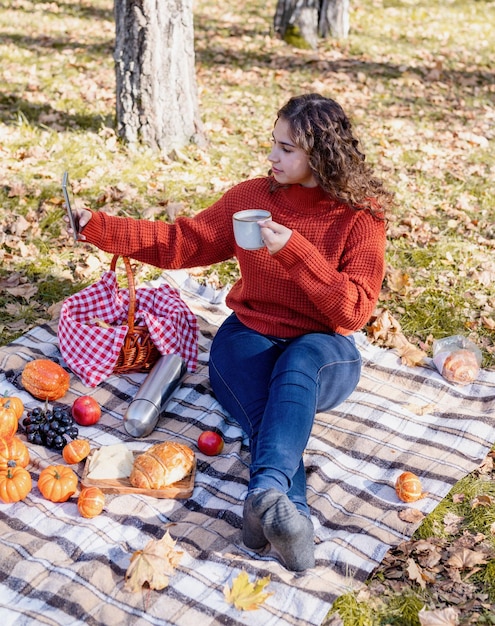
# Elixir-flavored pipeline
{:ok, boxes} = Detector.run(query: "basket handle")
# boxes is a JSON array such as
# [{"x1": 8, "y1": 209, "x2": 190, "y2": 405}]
[{"x1": 110, "y1": 255, "x2": 136, "y2": 333}]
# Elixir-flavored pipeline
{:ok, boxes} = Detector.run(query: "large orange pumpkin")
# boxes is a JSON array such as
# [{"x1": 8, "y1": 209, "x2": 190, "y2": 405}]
[
  {"x1": 77, "y1": 486, "x2": 105, "y2": 518},
  {"x1": 38, "y1": 465, "x2": 78, "y2": 502},
  {"x1": 0, "y1": 466, "x2": 32, "y2": 503},
  {"x1": 0, "y1": 401, "x2": 18, "y2": 438},
  {"x1": 62, "y1": 439, "x2": 91, "y2": 465},
  {"x1": 395, "y1": 471, "x2": 426, "y2": 502},
  {"x1": 0, "y1": 436, "x2": 30, "y2": 471},
  {"x1": 0, "y1": 396, "x2": 24, "y2": 420},
  {"x1": 22, "y1": 359, "x2": 70, "y2": 401}
]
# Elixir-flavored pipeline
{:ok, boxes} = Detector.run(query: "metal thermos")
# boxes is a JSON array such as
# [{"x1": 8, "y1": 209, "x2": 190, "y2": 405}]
[{"x1": 123, "y1": 354, "x2": 186, "y2": 438}]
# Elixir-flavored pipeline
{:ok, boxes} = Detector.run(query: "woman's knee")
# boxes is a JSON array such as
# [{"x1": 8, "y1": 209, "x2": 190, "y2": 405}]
[{"x1": 286, "y1": 334, "x2": 361, "y2": 412}]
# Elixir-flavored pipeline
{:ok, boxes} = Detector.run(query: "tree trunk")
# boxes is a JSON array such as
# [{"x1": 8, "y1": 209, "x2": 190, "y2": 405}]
[
  {"x1": 274, "y1": 0, "x2": 349, "y2": 49},
  {"x1": 274, "y1": 0, "x2": 319, "y2": 49},
  {"x1": 114, "y1": 0, "x2": 205, "y2": 155},
  {"x1": 319, "y1": 0, "x2": 350, "y2": 38}
]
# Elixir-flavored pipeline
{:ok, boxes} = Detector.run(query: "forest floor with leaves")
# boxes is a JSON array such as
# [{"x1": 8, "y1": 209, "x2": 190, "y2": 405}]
[{"x1": 1, "y1": 0, "x2": 495, "y2": 624}]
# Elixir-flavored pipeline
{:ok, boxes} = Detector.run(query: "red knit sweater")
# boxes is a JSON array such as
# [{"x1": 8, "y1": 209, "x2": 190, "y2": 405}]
[{"x1": 82, "y1": 177, "x2": 386, "y2": 337}]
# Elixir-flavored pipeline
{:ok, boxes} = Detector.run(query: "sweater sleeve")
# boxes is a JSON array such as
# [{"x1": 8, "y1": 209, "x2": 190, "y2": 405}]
[
  {"x1": 81, "y1": 202, "x2": 236, "y2": 270},
  {"x1": 273, "y1": 211, "x2": 386, "y2": 332}
]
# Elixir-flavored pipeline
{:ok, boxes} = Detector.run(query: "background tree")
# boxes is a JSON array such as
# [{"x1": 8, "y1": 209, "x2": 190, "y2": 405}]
[
  {"x1": 114, "y1": 0, "x2": 205, "y2": 154},
  {"x1": 274, "y1": 0, "x2": 349, "y2": 49}
]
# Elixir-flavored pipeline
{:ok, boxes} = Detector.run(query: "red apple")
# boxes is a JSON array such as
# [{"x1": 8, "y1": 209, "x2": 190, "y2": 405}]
[
  {"x1": 71, "y1": 396, "x2": 101, "y2": 426},
  {"x1": 197, "y1": 430, "x2": 224, "y2": 456}
]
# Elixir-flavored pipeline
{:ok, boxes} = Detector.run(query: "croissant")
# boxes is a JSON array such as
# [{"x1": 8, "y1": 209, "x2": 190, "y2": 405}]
[
  {"x1": 129, "y1": 441, "x2": 195, "y2": 489},
  {"x1": 442, "y1": 349, "x2": 480, "y2": 385}
]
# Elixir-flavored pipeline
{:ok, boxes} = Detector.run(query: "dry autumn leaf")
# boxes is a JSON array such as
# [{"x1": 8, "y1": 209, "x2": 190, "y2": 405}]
[
  {"x1": 386, "y1": 267, "x2": 412, "y2": 295},
  {"x1": 3, "y1": 283, "x2": 38, "y2": 301},
  {"x1": 398, "y1": 343, "x2": 430, "y2": 367},
  {"x1": 399, "y1": 508, "x2": 425, "y2": 524},
  {"x1": 366, "y1": 309, "x2": 428, "y2": 366},
  {"x1": 418, "y1": 605, "x2": 460, "y2": 626},
  {"x1": 124, "y1": 530, "x2": 183, "y2": 593},
  {"x1": 223, "y1": 570, "x2": 273, "y2": 611},
  {"x1": 470, "y1": 494, "x2": 493, "y2": 509},
  {"x1": 405, "y1": 558, "x2": 427, "y2": 589},
  {"x1": 481, "y1": 315, "x2": 495, "y2": 330},
  {"x1": 477, "y1": 455, "x2": 494, "y2": 474},
  {"x1": 442, "y1": 512, "x2": 464, "y2": 535},
  {"x1": 445, "y1": 547, "x2": 487, "y2": 570}
]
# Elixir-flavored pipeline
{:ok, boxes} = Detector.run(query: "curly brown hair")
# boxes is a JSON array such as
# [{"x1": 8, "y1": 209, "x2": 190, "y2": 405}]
[{"x1": 276, "y1": 93, "x2": 394, "y2": 213}]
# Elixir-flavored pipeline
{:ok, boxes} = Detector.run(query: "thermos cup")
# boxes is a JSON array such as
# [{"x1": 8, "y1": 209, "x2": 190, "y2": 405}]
[{"x1": 123, "y1": 354, "x2": 186, "y2": 438}]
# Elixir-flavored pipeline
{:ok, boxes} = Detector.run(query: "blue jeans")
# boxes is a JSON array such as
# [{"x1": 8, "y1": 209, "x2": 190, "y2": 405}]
[{"x1": 209, "y1": 313, "x2": 361, "y2": 516}]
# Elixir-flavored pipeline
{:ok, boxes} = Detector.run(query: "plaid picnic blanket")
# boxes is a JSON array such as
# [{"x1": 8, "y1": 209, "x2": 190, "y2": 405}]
[{"x1": 1, "y1": 270, "x2": 494, "y2": 626}]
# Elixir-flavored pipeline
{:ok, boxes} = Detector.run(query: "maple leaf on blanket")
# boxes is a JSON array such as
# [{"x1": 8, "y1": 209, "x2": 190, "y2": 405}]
[
  {"x1": 124, "y1": 530, "x2": 183, "y2": 593},
  {"x1": 223, "y1": 570, "x2": 273, "y2": 611},
  {"x1": 366, "y1": 309, "x2": 428, "y2": 366}
]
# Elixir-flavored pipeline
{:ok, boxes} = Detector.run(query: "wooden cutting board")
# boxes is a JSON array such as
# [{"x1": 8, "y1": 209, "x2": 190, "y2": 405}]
[{"x1": 81, "y1": 450, "x2": 196, "y2": 499}]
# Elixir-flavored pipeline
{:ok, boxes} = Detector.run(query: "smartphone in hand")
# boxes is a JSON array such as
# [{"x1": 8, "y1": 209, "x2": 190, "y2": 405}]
[{"x1": 62, "y1": 171, "x2": 79, "y2": 241}]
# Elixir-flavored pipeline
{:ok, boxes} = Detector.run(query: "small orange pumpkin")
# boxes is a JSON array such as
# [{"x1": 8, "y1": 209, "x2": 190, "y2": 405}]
[
  {"x1": 38, "y1": 465, "x2": 78, "y2": 502},
  {"x1": 0, "y1": 466, "x2": 32, "y2": 503},
  {"x1": 77, "y1": 486, "x2": 105, "y2": 518},
  {"x1": 0, "y1": 401, "x2": 18, "y2": 438},
  {"x1": 0, "y1": 395, "x2": 24, "y2": 420},
  {"x1": 21, "y1": 359, "x2": 70, "y2": 401},
  {"x1": 395, "y1": 471, "x2": 426, "y2": 502},
  {"x1": 0, "y1": 436, "x2": 30, "y2": 471},
  {"x1": 62, "y1": 439, "x2": 91, "y2": 465}
]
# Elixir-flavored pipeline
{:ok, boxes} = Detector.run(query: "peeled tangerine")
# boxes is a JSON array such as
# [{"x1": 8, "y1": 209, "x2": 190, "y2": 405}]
[{"x1": 395, "y1": 471, "x2": 426, "y2": 503}]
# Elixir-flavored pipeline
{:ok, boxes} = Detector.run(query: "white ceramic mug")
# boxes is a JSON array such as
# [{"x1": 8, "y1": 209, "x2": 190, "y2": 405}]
[{"x1": 233, "y1": 209, "x2": 271, "y2": 250}]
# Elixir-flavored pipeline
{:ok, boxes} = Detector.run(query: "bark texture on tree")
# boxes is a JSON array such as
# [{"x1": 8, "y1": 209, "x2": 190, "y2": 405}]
[
  {"x1": 319, "y1": 0, "x2": 349, "y2": 38},
  {"x1": 114, "y1": 0, "x2": 205, "y2": 154},
  {"x1": 274, "y1": 0, "x2": 349, "y2": 49},
  {"x1": 274, "y1": 0, "x2": 319, "y2": 49}
]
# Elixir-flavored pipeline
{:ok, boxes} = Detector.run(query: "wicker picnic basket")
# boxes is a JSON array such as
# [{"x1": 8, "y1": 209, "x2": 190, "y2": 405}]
[{"x1": 111, "y1": 255, "x2": 161, "y2": 374}]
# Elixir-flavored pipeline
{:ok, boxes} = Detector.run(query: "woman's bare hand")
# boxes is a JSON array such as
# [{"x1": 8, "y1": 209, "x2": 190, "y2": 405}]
[
  {"x1": 258, "y1": 219, "x2": 292, "y2": 254},
  {"x1": 64, "y1": 208, "x2": 92, "y2": 241}
]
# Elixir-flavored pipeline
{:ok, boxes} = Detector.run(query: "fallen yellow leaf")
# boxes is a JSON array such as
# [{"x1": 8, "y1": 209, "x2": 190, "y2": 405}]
[
  {"x1": 124, "y1": 530, "x2": 183, "y2": 593},
  {"x1": 223, "y1": 570, "x2": 273, "y2": 611}
]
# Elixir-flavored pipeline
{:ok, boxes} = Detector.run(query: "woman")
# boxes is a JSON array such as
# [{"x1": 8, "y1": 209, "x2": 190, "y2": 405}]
[{"x1": 69, "y1": 93, "x2": 393, "y2": 571}]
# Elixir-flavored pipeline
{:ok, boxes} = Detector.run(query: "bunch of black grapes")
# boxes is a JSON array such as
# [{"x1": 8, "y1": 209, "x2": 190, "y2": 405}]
[{"x1": 21, "y1": 405, "x2": 79, "y2": 450}]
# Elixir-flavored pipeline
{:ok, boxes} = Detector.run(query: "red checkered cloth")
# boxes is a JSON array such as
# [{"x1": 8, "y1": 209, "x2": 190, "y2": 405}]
[{"x1": 57, "y1": 270, "x2": 199, "y2": 387}]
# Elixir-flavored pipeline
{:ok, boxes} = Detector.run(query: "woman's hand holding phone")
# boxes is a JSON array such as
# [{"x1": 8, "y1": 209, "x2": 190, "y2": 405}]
[
  {"x1": 62, "y1": 171, "x2": 91, "y2": 241},
  {"x1": 63, "y1": 207, "x2": 91, "y2": 241}
]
